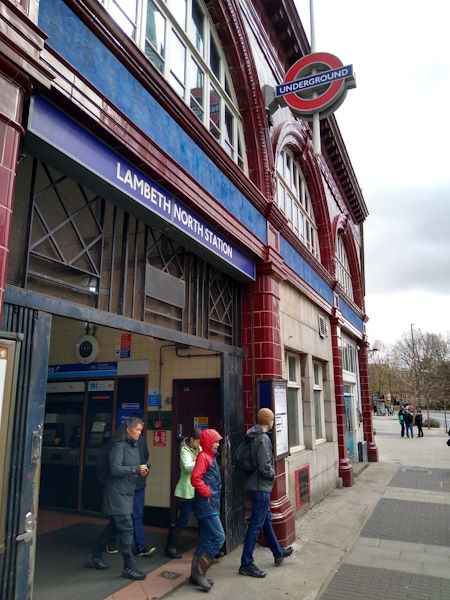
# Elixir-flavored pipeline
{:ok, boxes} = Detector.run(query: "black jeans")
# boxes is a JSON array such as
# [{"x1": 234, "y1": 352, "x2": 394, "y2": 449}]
[
  {"x1": 400, "y1": 422, "x2": 405, "y2": 437},
  {"x1": 93, "y1": 514, "x2": 135, "y2": 568},
  {"x1": 417, "y1": 425, "x2": 423, "y2": 437}
]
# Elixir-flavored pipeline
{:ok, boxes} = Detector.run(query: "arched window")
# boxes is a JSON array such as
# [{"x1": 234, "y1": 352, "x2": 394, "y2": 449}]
[
  {"x1": 335, "y1": 235, "x2": 353, "y2": 300},
  {"x1": 98, "y1": 0, "x2": 247, "y2": 171},
  {"x1": 276, "y1": 148, "x2": 320, "y2": 261}
]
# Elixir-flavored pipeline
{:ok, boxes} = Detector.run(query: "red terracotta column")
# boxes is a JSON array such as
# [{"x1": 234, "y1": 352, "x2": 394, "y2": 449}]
[
  {"x1": 242, "y1": 257, "x2": 296, "y2": 546},
  {"x1": 0, "y1": 62, "x2": 29, "y2": 319},
  {"x1": 331, "y1": 312, "x2": 354, "y2": 487},
  {"x1": 359, "y1": 338, "x2": 378, "y2": 461}
]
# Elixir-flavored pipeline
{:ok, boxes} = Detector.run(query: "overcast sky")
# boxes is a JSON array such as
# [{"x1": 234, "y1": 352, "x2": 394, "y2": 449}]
[{"x1": 294, "y1": 0, "x2": 450, "y2": 346}]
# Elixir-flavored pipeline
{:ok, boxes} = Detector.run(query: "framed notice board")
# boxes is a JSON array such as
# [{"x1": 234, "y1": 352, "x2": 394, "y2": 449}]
[{"x1": 257, "y1": 379, "x2": 289, "y2": 460}]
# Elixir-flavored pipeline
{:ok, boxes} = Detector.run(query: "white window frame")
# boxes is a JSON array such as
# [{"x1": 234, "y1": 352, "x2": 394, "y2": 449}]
[
  {"x1": 276, "y1": 148, "x2": 320, "y2": 261},
  {"x1": 313, "y1": 360, "x2": 326, "y2": 442},
  {"x1": 98, "y1": 0, "x2": 247, "y2": 172},
  {"x1": 286, "y1": 352, "x2": 304, "y2": 452},
  {"x1": 336, "y1": 235, "x2": 353, "y2": 300}
]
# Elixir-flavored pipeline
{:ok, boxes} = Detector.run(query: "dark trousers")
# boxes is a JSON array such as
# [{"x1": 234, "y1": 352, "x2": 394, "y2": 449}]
[
  {"x1": 241, "y1": 490, "x2": 283, "y2": 566},
  {"x1": 175, "y1": 498, "x2": 194, "y2": 531},
  {"x1": 108, "y1": 488, "x2": 147, "y2": 552},
  {"x1": 417, "y1": 425, "x2": 423, "y2": 437},
  {"x1": 93, "y1": 514, "x2": 135, "y2": 568},
  {"x1": 400, "y1": 422, "x2": 405, "y2": 437}
]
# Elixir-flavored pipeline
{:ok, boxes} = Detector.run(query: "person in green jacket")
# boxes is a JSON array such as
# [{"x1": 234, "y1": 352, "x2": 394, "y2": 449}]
[{"x1": 165, "y1": 428, "x2": 202, "y2": 558}]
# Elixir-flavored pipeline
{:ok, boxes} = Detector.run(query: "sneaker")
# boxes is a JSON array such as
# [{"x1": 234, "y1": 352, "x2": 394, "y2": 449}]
[
  {"x1": 105, "y1": 544, "x2": 118, "y2": 554},
  {"x1": 135, "y1": 546, "x2": 156, "y2": 558},
  {"x1": 274, "y1": 546, "x2": 293, "y2": 566},
  {"x1": 238, "y1": 563, "x2": 266, "y2": 578},
  {"x1": 122, "y1": 566, "x2": 146, "y2": 580},
  {"x1": 86, "y1": 554, "x2": 110, "y2": 570}
]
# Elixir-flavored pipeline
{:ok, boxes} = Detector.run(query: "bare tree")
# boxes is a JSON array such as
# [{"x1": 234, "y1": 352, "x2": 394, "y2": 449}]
[{"x1": 392, "y1": 329, "x2": 449, "y2": 427}]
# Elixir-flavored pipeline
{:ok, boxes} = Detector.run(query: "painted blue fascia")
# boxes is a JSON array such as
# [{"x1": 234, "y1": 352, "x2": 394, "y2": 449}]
[
  {"x1": 280, "y1": 237, "x2": 334, "y2": 305},
  {"x1": 339, "y1": 298, "x2": 364, "y2": 332},
  {"x1": 38, "y1": 0, "x2": 266, "y2": 244}
]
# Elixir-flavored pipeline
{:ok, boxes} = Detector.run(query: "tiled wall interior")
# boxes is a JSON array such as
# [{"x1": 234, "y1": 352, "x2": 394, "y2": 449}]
[{"x1": 49, "y1": 315, "x2": 220, "y2": 508}]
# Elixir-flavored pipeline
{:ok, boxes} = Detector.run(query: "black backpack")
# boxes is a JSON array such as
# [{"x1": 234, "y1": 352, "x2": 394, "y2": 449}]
[
  {"x1": 96, "y1": 439, "x2": 114, "y2": 485},
  {"x1": 233, "y1": 435, "x2": 256, "y2": 473}
]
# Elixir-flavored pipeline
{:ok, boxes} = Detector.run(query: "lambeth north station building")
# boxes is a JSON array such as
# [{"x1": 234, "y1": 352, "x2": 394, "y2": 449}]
[{"x1": 0, "y1": 0, "x2": 377, "y2": 597}]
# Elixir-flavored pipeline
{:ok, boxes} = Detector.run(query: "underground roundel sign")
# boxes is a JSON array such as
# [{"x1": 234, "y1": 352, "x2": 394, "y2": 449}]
[{"x1": 275, "y1": 52, "x2": 356, "y2": 120}]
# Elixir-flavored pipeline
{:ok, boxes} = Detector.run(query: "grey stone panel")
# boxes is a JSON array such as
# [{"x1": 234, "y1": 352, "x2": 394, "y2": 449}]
[
  {"x1": 389, "y1": 467, "x2": 450, "y2": 493},
  {"x1": 361, "y1": 498, "x2": 450, "y2": 546},
  {"x1": 320, "y1": 564, "x2": 450, "y2": 600}
]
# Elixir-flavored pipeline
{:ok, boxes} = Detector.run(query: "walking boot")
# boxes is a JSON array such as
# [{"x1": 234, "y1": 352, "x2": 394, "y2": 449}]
[
  {"x1": 165, "y1": 524, "x2": 182, "y2": 559},
  {"x1": 189, "y1": 555, "x2": 213, "y2": 587},
  {"x1": 190, "y1": 554, "x2": 213, "y2": 591}
]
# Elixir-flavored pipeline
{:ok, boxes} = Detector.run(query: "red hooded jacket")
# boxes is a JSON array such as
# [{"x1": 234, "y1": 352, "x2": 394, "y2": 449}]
[{"x1": 191, "y1": 428, "x2": 222, "y2": 499}]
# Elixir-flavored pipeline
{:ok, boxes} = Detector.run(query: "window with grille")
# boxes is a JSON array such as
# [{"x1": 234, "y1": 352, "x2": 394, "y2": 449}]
[
  {"x1": 335, "y1": 235, "x2": 353, "y2": 300},
  {"x1": 313, "y1": 361, "x2": 325, "y2": 441},
  {"x1": 98, "y1": 0, "x2": 247, "y2": 170},
  {"x1": 276, "y1": 148, "x2": 320, "y2": 260},
  {"x1": 286, "y1": 353, "x2": 304, "y2": 450}
]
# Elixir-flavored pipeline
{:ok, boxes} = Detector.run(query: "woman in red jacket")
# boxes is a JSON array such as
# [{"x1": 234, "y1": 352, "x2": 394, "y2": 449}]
[{"x1": 190, "y1": 428, "x2": 225, "y2": 592}]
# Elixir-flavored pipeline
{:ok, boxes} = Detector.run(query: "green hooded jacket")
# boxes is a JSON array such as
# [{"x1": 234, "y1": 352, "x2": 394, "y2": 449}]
[{"x1": 174, "y1": 438, "x2": 202, "y2": 500}]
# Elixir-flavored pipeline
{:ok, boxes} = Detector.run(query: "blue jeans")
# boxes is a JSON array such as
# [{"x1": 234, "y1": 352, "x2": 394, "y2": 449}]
[
  {"x1": 108, "y1": 488, "x2": 147, "y2": 552},
  {"x1": 241, "y1": 490, "x2": 283, "y2": 566},
  {"x1": 195, "y1": 515, "x2": 225, "y2": 558},
  {"x1": 175, "y1": 499, "x2": 194, "y2": 530},
  {"x1": 132, "y1": 488, "x2": 146, "y2": 551},
  {"x1": 406, "y1": 424, "x2": 414, "y2": 438}
]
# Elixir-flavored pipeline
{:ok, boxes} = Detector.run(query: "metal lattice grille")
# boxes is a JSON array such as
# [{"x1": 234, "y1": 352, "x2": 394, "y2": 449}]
[
  {"x1": 25, "y1": 159, "x2": 104, "y2": 305},
  {"x1": 209, "y1": 268, "x2": 234, "y2": 343}
]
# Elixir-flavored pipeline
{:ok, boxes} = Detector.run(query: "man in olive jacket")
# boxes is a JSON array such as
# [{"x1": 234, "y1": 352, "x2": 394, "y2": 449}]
[{"x1": 86, "y1": 417, "x2": 149, "y2": 580}]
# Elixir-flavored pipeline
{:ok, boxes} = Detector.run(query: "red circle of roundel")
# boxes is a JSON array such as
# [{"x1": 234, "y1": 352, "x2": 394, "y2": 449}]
[{"x1": 284, "y1": 52, "x2": 345, "y2": 113}]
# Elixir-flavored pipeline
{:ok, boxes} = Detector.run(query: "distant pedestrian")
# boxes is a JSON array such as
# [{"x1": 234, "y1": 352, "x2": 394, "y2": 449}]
[
  {"x1": 398, "y1": 407, "x2": 406, "y2": 437},
  {"x1": 404, "y1": 409, "x2": 414, "y2": 438},
  {"x1": 239, "y1": 408, "x2": 293, "y2": 578},
  {"x1": 165, "y1": 428, "x2": 202, "y2": 559},
  {"x1": 414, "y1": 409, "x2": 424, "y2": 438},
  {"x1": 190, "y1": 428, "x2": 225, "y2": 591}
]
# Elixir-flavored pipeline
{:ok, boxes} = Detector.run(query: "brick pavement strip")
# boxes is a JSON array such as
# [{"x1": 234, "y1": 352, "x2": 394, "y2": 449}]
[
  {"x1": 345, "y1": 537, "x2": 450, "y2": 578},
  {"x1": 360, "y1": 498, "x2": 450, "y2": 546},
  {"x1": 319, "y1": 564, "x2": 450, "y2": 600},
  {"x1": 384, "y1": 486, "x2": 450, "y2": 505}
]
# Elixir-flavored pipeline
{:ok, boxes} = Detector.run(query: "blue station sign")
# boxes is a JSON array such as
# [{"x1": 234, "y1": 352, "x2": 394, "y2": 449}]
[{"x1": 26, "y1": 96, "x2": 256, "y2": 281}]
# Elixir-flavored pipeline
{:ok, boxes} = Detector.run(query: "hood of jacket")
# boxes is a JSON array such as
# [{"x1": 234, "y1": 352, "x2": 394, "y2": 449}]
[
  {"x1": 246, "y1": 424, "x2": 267, "y2": 440},
  {"x1": 200, "y1": 428, "x2": 222, "y2": 456}
]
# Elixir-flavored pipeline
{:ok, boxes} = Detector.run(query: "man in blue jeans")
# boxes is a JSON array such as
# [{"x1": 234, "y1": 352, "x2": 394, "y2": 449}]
[
  {"x1": 404, "y1": 409, "x2": 414, "y2": 438},
  {"x1": 239, "y1": 408, "x2": 293, "y2": 578}
]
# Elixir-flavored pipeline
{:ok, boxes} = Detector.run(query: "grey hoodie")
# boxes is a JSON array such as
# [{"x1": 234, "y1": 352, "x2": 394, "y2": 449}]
[{"x1": 245, "y1": 424, "x2": 276, "y2": 492}]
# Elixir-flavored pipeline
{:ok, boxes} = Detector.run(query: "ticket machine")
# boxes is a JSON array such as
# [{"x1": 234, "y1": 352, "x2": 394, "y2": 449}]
[
  {"x1": 40, "y1": 382, "x2": 84, "y2": 509},
  {"x1": 81, "y1": 381, "x2": 114, "y2": 511}
]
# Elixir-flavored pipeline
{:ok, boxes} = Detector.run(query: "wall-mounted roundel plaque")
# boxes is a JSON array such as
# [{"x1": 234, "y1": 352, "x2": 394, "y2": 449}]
[
  {"x1": 275, "y1": 52, "x2": 356, "y2": 120},
  {"x1": 75, "y1": 335, "x2": 99, "y2": 364}
]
